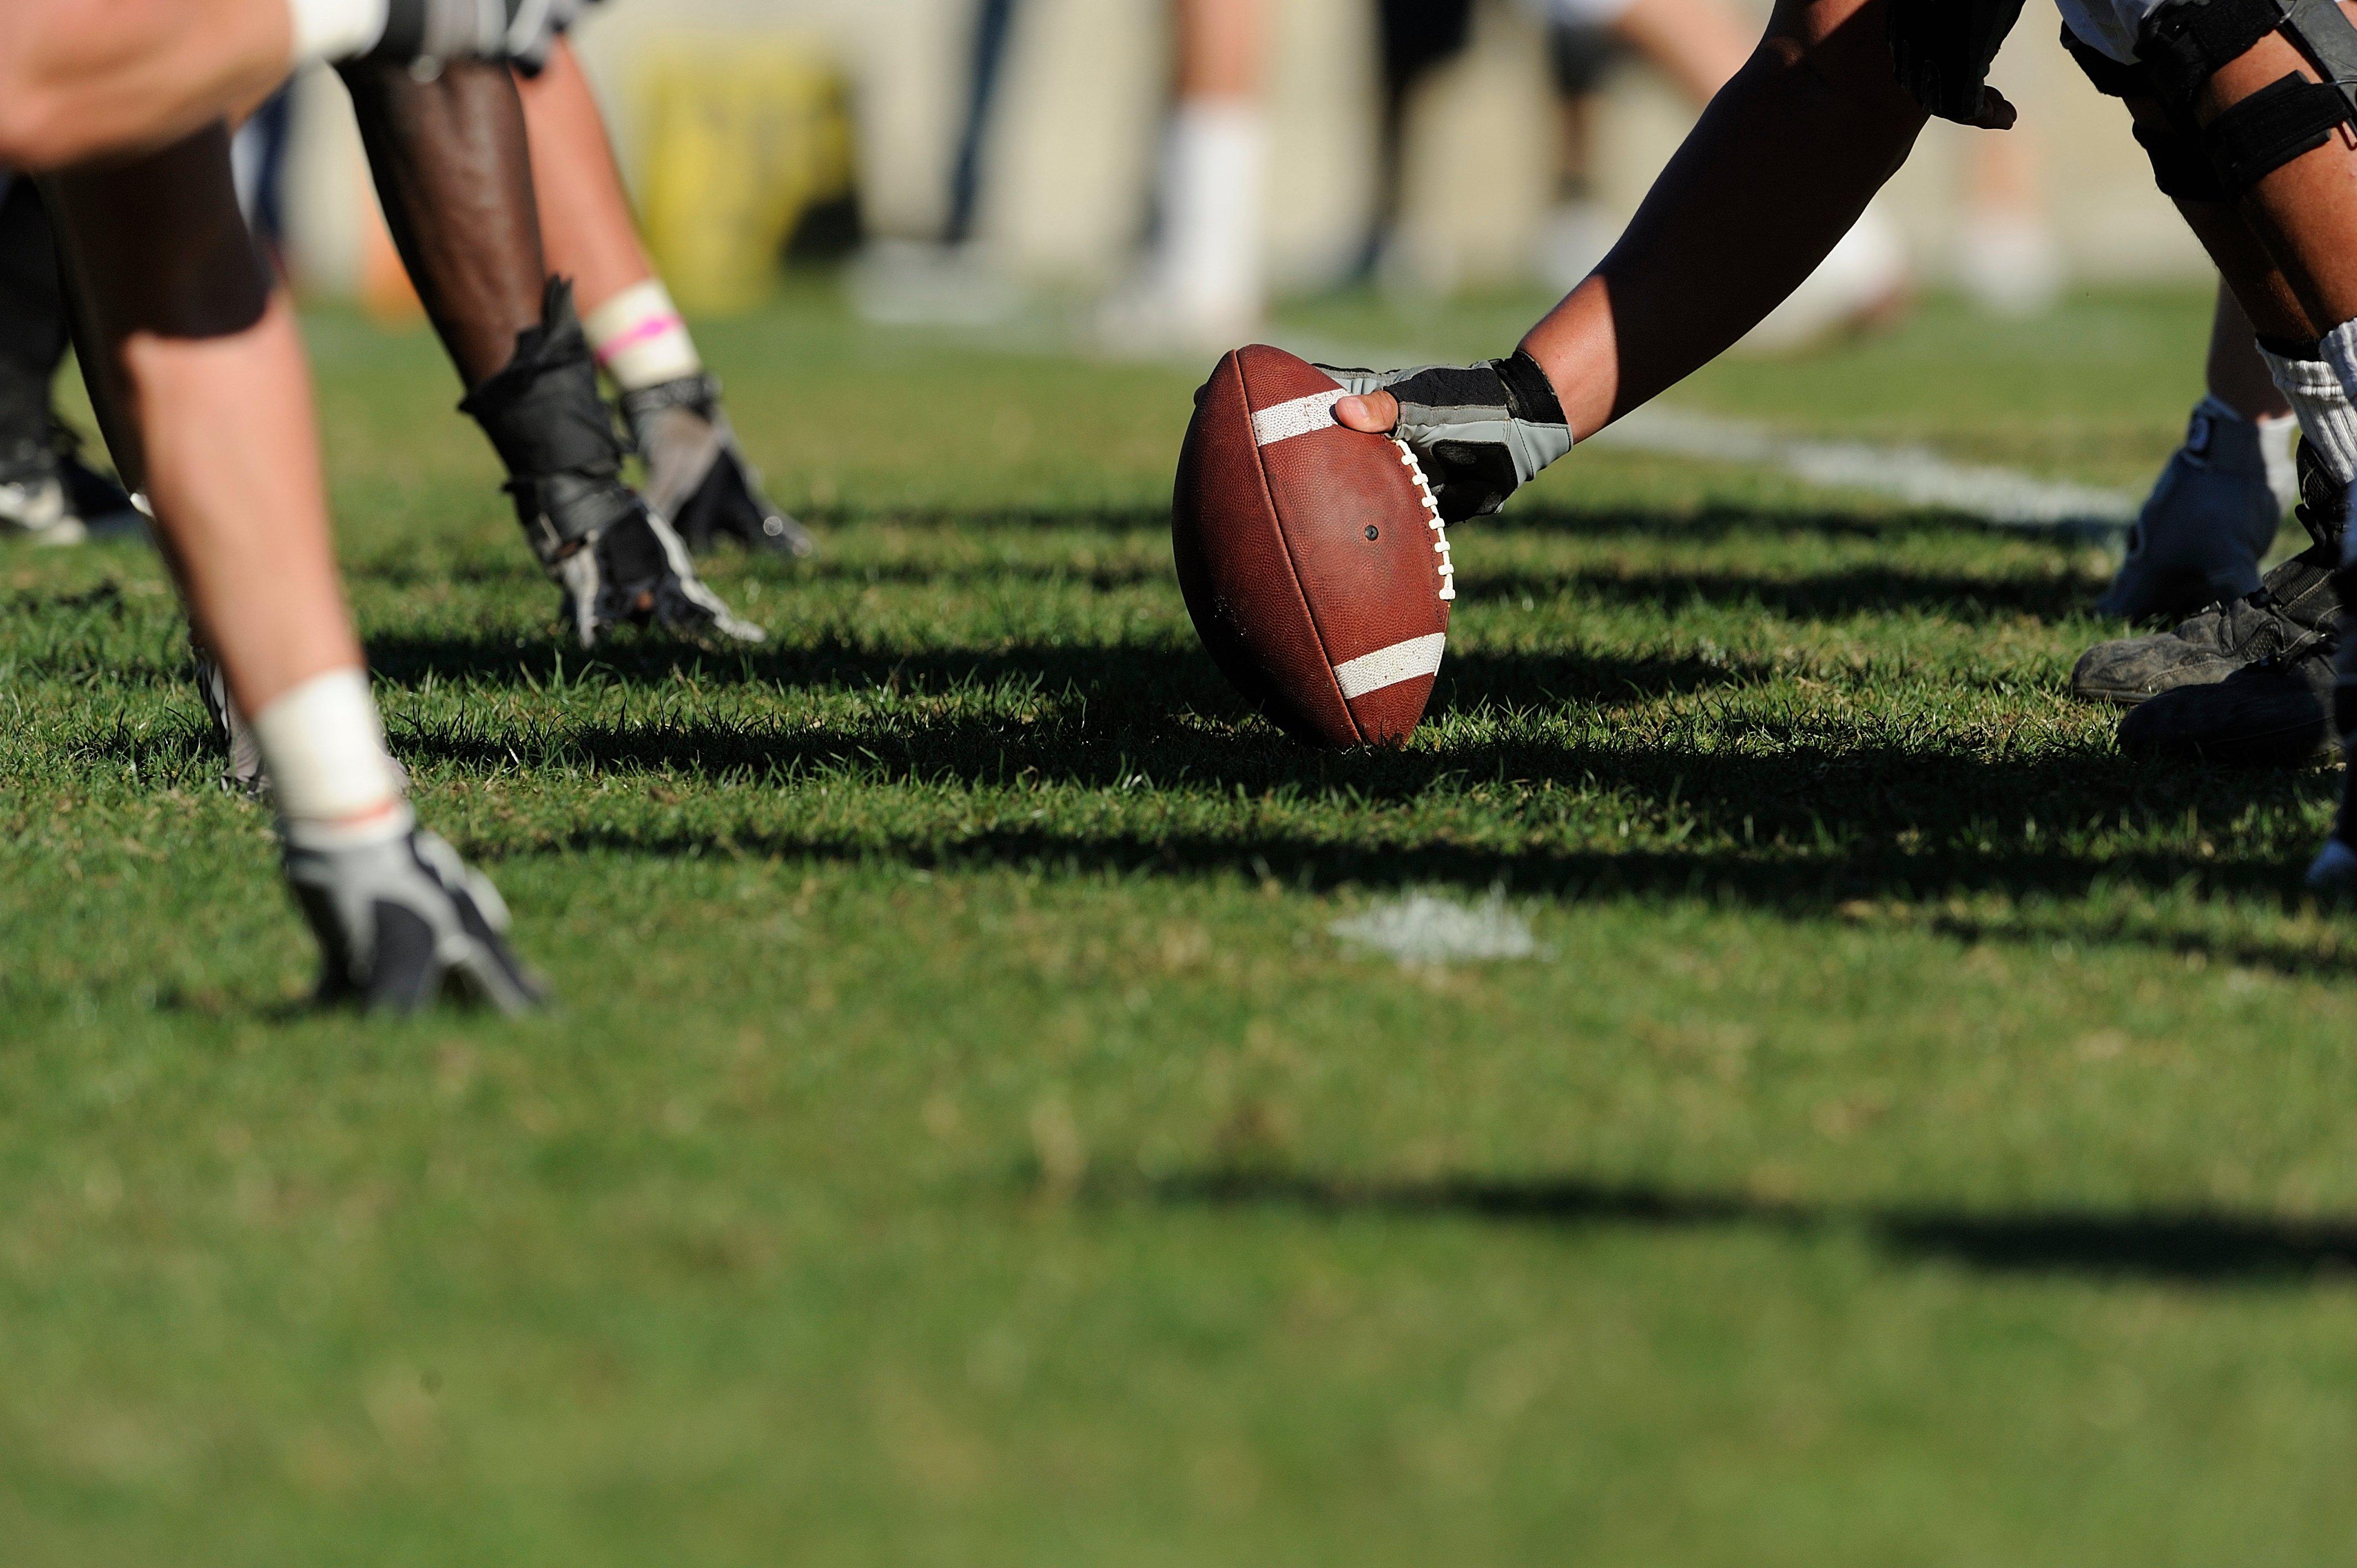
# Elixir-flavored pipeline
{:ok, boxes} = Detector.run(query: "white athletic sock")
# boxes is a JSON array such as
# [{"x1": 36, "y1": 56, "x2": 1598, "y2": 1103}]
[
  {"x1": 583, "y1": 280, "x2": 703, "y2": 393},
  {"x1": 285, "y1": 0, "x2": 390, "y2": 65},
  {"x1": 2262, "y1": 337, "x2": 2357, "y2": 485},
  {"x1": 250, "y1": 667, "x2": 406, "y2": 840},
  {"x1": 1154, "y1": 100, "x2": 1268, "y2": 331}
]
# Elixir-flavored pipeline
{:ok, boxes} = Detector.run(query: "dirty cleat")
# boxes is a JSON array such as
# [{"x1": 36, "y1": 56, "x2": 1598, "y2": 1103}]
[
  {"x1": 2114, "y1": 654, "x2": 2336, "y2": 765},
  {"x1": 2094, "y1": 397, "x2": 2292, "y2": 622},
  {"x1": 622, "y1": 373, "x2": 816, "y2": 559},
  {"x1": 283, "y1": 816, "x2": 546, "y2": 1015},
  {"x1": 2072, "y1": 440, "x2": 2343, "y2": 706}
]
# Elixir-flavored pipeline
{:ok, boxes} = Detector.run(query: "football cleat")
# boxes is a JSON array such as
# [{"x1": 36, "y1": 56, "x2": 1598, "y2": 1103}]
[
  {"x1": 284, "y1": 816, "x2": 545, "y2": 1015},
  {"x1": 0, "y1": 424, "x2": 141, "y2": 546},
  {"x1": 622, "y1": 374, "x2": 815, "y2": 559},
  {"x1": 193, "y1": 649, "x2": 270, "y2": 797},
  {"x1": 2113, "y1": 656, "x2": 2335, "y2": 765},
  {"x1": 2094, "y1": 399, "x2": 2291, "y2": 622},
  {"x1": 2072, "y1": 440, "x2": 2343, "y2": 707},
  {"x1": 1314, "y1": 351, "x2": 1573, "y2": 522}
]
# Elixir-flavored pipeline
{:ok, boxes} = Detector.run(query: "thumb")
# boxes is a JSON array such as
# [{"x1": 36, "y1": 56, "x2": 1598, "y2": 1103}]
[
  {"x1": 1334, "y1": 390, "x2": 1399, "y2": 434},
  {"x1": 1973, "y1": 86, "x2": 2019, "y2": 130}
]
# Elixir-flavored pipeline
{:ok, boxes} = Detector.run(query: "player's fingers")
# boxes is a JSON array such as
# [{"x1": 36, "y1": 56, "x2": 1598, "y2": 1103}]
[
  {"x1": 1334, "y1": 391, "x2": 1399, "y2": 434},
  {"x1": 1973, "y1": 88, "x2": 2019, "y2": 131}
]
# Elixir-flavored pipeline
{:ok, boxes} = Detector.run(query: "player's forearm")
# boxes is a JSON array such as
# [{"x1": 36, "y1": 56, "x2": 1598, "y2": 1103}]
[{"x1": 1520, "y1": 0, "x2": 1927, "y2": 437}]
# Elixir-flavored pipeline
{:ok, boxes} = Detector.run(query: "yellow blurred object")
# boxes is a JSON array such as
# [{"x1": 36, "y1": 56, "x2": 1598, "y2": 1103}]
[{"x1": 637, "y1": 39, "x2": 860, "y2": 315}]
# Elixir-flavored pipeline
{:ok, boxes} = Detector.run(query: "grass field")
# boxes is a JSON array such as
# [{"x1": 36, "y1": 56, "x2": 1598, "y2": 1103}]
[{"x1": 9, "y1": 282, "x2": 2357, "y2": 1565}]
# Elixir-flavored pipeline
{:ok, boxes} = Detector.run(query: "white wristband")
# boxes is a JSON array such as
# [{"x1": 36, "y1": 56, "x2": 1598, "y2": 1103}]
[{"x1": 250, "y1": 667, "x2": 404, "y2": 825}]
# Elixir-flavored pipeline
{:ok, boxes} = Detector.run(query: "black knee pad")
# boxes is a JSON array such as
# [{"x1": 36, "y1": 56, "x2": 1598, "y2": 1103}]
[{"x1": 2136, "y1": 0, "x2": 2357, "y2": 197}]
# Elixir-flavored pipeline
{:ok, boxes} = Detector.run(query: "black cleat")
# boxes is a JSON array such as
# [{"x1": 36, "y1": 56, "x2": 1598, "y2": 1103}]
[
  {"x1": 284, "y1": 820, "x2": 545, "y2": 1015},
  {"x1": 2114, "y1": 654, "x2": 2336, "y2": 766},
  {"x1": 0, "y1": 422, "x2": 141, "y2": 545},
  {"x1": 623, "y1": 373, "x2": 816, "y2": 559},
  {"x1": 2073, "y1": 440, "x2": 2343, "y2": 707}
]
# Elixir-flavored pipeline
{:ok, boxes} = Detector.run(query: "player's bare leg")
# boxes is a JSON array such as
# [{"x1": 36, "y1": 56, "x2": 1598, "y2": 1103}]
[
  {"x1": 340, "y1": 56, "x2": 761, "y2": 648},
  {"x1": 515, "y1": 38, "x2": 814, "y2": 559},
  {"x1": 0, "y1": 0, "x2": 550, "y2": 169},
  {"x1": 44, "y1": 125, "x2": 539, "y2": 1010}
]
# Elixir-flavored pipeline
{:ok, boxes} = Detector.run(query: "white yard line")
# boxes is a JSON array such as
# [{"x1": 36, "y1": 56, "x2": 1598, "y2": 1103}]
[{"x1": 1591, "y1": 404, "x2": 2137, "y2": 538}]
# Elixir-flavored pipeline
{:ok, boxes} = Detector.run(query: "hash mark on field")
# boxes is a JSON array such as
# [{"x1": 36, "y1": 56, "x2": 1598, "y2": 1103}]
[{"x1": 1332, "y1": 893, "x2": 1542, "y2": 966}]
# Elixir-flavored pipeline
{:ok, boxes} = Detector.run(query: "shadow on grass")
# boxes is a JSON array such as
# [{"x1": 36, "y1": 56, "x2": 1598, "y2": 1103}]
[
  {"x1": 1143, "y1": 1169, "x2": 2357, "y2": 1286},
  {"x1": 361, "y1": 631, "x2": 1763, "y2": 715}
]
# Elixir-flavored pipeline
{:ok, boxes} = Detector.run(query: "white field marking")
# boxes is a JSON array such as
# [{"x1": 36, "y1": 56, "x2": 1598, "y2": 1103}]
[
  {"x1": 1273, "y1": 334, "x2": 2137, "y2": 539},
  {"x1": 1331, "y1": 891, "x2": 1541, "y2": 966},
  {"x1": 1251, "y1": 391, "x2": 1341, "y2": 447},
  {"x1": 1594, "y1": 404, "x2": 2137, "y2": 536},
  {"x1": 1332, "y1": 632, "x2": 1448, "y2": 700}
]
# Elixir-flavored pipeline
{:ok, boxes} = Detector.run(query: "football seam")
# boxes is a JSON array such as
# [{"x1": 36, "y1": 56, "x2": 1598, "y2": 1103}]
[{"x1": 1238, "y1": 357, "x2": 1366, "y2": 745}]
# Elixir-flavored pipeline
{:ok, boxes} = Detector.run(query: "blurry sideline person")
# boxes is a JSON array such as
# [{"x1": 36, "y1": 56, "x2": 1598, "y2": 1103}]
[
  {"x1": 1349, "y1": 0, "x2": 1909, "y2": 352},
  {"x1": 1299, "y1": 0, "x2": 2357, "y2": 888},
  {"x1": 47, "y1": 123, "x2": 540, "y2": 1011},
  {"x1": 1100, "y1": 0, "x2": 1273, "y2": 352}
]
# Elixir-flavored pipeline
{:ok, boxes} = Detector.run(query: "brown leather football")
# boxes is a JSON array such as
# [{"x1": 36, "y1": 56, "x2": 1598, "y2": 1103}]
[{"x1": 1172, "y1": 345, "x2": 1454, "y2": 748}]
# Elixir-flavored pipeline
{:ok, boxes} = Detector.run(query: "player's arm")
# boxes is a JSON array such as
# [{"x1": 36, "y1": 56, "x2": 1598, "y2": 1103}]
[
  {"x1": 1520, "y1": 0, "x2": 1933, "y2": 432},
  {"x1": 0, "y1": 0, "x2": 562, "y2": 170},
  {"x1": 1336, "y1": 0, "x2": 1960, "y2": 514}
]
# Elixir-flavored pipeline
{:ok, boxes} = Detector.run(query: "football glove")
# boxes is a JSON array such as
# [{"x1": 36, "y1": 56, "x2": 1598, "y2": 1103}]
[
  {"x1": 622, "y1": 374, "x2": 817, "y2": 559},
  {"x1": 1314, "y1": 350, "x2": 1573, "y2": 522},
  {"x1": 283, "y1": 815, "x2": 545, "y2": 1015},
  {"x1": 555, "y1": 506, "x2": 768, "y2": 649},
  {"x1": 1887, "y1": 0, "x2": 2028, "y2": 126}
]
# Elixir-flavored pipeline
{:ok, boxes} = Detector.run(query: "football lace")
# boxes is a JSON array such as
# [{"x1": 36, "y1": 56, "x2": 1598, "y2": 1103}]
[{"x1": 1392, "y1": 439, "x2": 1454, "y2": 603}]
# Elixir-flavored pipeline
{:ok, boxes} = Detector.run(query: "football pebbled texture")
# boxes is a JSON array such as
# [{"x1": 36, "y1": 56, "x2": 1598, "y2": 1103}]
[{"x1": 1172, "y1": 345, "x2": 1454, "y2": 748}]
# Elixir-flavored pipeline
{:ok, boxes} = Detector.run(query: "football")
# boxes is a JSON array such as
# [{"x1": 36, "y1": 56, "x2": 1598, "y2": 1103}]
[{"x1": 1171, "y1": 345, "x2": 1454, "y2": 748}]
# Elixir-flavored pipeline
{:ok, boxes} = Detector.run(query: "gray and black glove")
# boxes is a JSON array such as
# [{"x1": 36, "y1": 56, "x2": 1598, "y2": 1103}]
[
  {"x1": 1314, "y1": 350, "x2": 1573, "y2": 522},
  {"x1": 1887, "y1": 0, "x2": 2027, "y2": 125},
  {"x1": 284, "y1": 818, "x2": 546, "y2": 1015}
]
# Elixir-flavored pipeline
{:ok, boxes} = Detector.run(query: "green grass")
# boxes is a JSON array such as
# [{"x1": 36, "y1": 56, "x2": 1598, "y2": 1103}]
[{"x1": 9, "y1": 281, "x2": 2357, "y2": 1565}]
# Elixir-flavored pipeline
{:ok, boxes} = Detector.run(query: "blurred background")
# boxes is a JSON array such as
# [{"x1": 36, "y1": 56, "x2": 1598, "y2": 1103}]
[{"x1": 263, "y1": 0, "x2": 2210, "y2": 325}]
